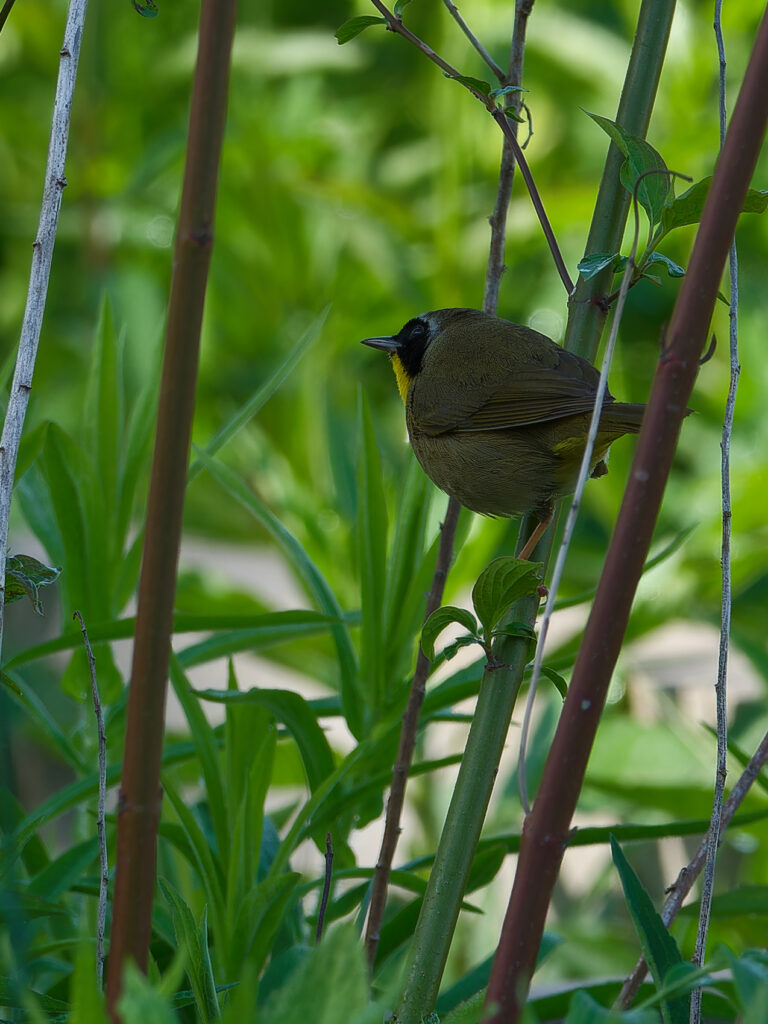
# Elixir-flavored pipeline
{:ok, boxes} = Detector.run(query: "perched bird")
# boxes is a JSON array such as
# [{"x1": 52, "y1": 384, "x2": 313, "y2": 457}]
[{"x1": 361, "y1": 307, "x2": 646, "y2": 559}]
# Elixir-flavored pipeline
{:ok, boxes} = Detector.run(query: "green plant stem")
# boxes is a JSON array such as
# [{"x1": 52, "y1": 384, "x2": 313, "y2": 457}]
[
  {"x1": 395, "y1": 596, "x2": 540, "y2": 1021},
  {"x1": 484, "y1": 9, "x2": 768, "y2": 1020},
  {"x1": 105, "y1": 0, "x2": 237, "y2": 1015},
  {"x1": 567, "y1": 0, "x2": 676, "y2": 361},
  {"x1": 395, "y1": 4, "x2": 675, "y2": 1020}
]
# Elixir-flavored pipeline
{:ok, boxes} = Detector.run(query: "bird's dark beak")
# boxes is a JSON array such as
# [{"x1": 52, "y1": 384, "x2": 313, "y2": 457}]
[{"x1": 361, "y1": 335, "x2": 401, "y2": 353}]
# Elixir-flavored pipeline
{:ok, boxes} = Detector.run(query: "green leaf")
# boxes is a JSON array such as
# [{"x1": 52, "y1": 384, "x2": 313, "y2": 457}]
[
  {"x1": 661, "y1": 176, "x2": 768, "y2": 235},
  {"x1": 489, "y1": 85, "x2": 528, "y2": 101},
  {"x1": 335, "y1": 16, "x2": 386, "y2": 44},
  {"x1": 162, "y1": 777, "x2": 227, "y2": 950},
  {"x1": 382, "y1": 458, "x2": 436, "y2": 677},
  {"x1": 176, "y1": 610, "x2": 340, "y2": 667},
  {"x1": 503, "y1": 106, "x2": 525, "y2": 122},
  {"x1": 169, "y1": 656, "x2": 230, "y2": 870},
  {"x1": 260, "y1": 922, "x2": 368, "y2": 1024},
  {"x1": 539, "y1": 665, "x2": 568, "y2": 699},
  {"x1": 610, "y1": 836, "x2": 689, "y2": 1024},
  {"x1": 4, "y1": 554, "x2": 61, "y2": 614},
  {"x1": 563, "y1": 991, "x2": 658, "y2": 1023},
  {"x1": 194, "y1": 686, "x2": 334, "y2": 792},
  {"x1": 69, "y1": 941, "x2": 110, "y2": 1024},
  {"x1": 442, "y1": 633, "x2": 484, "y2": 662},
  {"x1": 586, "y1": 111, "x2": 669, "y2": 225},
  {"x1": 449, "y1": 74, "x2": 492, "y2": 97},
  {"x1": 230, "y1": 872, "x2": 301, "y2": 977},
  {"x1": 118, "y1": 962, "x2": 177, "y2": 1024},
  {"x1": 421, "y1": 605, "x2": 479, "y2": 661},
  {"x1": 84, "y1": 298, "x2": 123, "y2": 548},
  {"x1": 195, "y1": 450, "x2": 361, "y2": 737},
  {"x1": 393, "y1": 0, "x2": 412, "y2": 13},
  {"x1": 645, "y1": 251, "x2": 685, "y2": 278},
  {"x1": 357, "y1": 391, "x2": 388, "y2": 715},
  {"x1": 577, "y1": 251, "x2": 623, "y2": 280},
  {"x1": 225, "y1": 710, "x2": 276, "y2": 967},
  {"x1": 728, "y1": 950, "x2": 768, "y2": 1024},
  {"x1": 132, "y1": 0, "x2": 159, "y2": 17},
  {"x1": 471, "y1": 557, "x2": 542, "y2": 636},
  {"x1": 189, "y1": 307, "x2": 328, "y2": 484},
  {"x1": 160, "y1": 880, "x2": 220, "y2": 1024}
]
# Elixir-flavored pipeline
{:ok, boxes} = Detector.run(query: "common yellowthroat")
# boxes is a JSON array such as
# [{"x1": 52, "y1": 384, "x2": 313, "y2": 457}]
[{"x1": 362, "y1": 308, "x2": 646, "y2": 558}]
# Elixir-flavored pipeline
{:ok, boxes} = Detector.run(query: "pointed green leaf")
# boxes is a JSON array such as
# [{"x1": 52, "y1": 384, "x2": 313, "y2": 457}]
[
  {"x1": 661, "y1": 176, "x2": 768, "y2": 235},
  {"x1": 118, "y1": 962, "x2": 177, "y2": 1024},
  {"x1": 394, "y1": 0, "x2": 412, "y2": 13},
  {"x1": 645, "y1": 251, "x2": 685, "y2": 278},
  {"x1": 189, "y1": 307, "x2": 328, "y2": 484},
  {"x1": 728, "y1": 950, "x2": 768, "y2": 1024},
  {"x1": 539, "y1": 665, "x2": 568, "y2": 699},
  {"x1": 357, "y1": 391, "x2": 388, "y2": 714},
  {"x1": 194, "y1": 686, "x2": 334, "y2": 792},
  {"x1": 472, "y1": 557, "x2": 542, "y2": 636},
  {"x1": 577, "y1": 252, "x2": 623, "y2": 280},
  {"x1": 586, "y1": 111, "x2": 669, "y2": 225},
  {"x1": 261, "y1": 922, "x2": 368, "y2": 1024},
  {"x1": 421, "y1": 605, "x2": 479, "y2": 661},
  {"x1": 610, "y1": 836, "x2": 689, "y2": 1024},
  {"x1": 335, "y1": 16, "x2": 386, "y2": 44},
  {"x1": 84, "y1": 298, "x2": 123, "y2": 544},
  {"x1": 195, "y1": 450, "x2": 361, "y2": 737},
  {"x1": 449, "y1": 74, "x2": 492, "y2": 97},
  {"x1": 160, "y1": 880, "x2": 219, "y2": 1024},
  {"x1": 5, "y1": 554, "x2": 61, "y2": 614},
  {"x1": 230, "y1": 872, "x2": 301, "y2": 977},
  {"x1": 169, "y1": 655, "x2": 230, "y2": 868},
  {"x1": 563, "y1": 991, "x2": 658, "y2": 1023}
]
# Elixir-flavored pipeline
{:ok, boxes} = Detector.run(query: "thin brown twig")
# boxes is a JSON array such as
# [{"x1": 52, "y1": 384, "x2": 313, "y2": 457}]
[
  {"x1": 442, "y1": 0, "x2": 505, "y2": 82},
  {"x1": 484, "y1": 0, "x2": 534, "y2": 314},
  {"x1": 364, "y1": 497, "x2": 460, "y2": 967},
  {"x1": 617, "y1": 728, "x2": 768, "y2": 1008},
  {"x1": 369, "y1": 0, "x2": 573, "y2": 296},
  {"x1": 74, "y1": 610, "x2": 108, "y2": 988},
  {"x1": 316, "y1": 833, "x2": 334, "y2": 943}
]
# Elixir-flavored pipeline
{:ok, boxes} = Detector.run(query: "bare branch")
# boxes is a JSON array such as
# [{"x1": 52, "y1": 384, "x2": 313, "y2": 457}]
[
  {"x1": 689, "y1": 7, "x2": 739, "y2": 1019},
  {"x1": 369, "y1": 0, "x2": 573, "y2": 295},
  {"x1": 316, "y1": 833, "x2": 334, "y2": 943},
  {"x1": 74, "y1": 610, "x2": 108, "y2": 988},
  {"x1": 0, "y1": 0, "x2": 89, "y2": 665},
  {"x1": 441, "y1": 0, "x2": 505, "y2": 81}
]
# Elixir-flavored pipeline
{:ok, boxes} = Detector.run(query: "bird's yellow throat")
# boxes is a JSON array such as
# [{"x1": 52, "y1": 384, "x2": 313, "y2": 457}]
[{"x1": 390, "y1": 353, "x2": 412, "y2": 405}]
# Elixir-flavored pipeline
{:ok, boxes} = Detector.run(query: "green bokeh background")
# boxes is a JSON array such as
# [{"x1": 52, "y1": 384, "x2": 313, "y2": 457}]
[{"x1": 2, "y1": 0, "x2": 768, "y2": 994}]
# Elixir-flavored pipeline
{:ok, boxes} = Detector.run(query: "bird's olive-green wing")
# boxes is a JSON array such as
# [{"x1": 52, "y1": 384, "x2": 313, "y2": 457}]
[{"x1": 411, "y1": 348, "x2": 611, "y2": 437}]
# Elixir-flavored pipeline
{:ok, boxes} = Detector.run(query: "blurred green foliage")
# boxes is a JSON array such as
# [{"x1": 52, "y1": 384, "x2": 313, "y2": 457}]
[{"x1": 2, "y1": 0, "x2": 768, "y2": 1017}]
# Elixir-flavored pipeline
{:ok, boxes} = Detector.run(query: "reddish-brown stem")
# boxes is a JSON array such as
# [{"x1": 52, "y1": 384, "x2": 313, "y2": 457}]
[
  {"x1": 105, "y1": 0, "x2": 237, "y2": 1015},
  {"x1": 484, "y1": 10, "x2": 768, "y2": 1020}
]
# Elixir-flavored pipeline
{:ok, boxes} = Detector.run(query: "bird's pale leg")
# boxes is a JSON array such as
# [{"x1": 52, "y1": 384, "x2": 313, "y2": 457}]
[{"x1": 518, "y1": 507, "x2": 553, "y2": 561}]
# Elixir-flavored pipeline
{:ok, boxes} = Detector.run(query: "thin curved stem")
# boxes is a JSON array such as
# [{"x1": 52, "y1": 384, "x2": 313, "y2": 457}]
[
  {"x1": 442, "y1": 0, "x2": 505, "y2": 81},
  {"x1": 369, "y1": 0, "x2": 572, "y2": 294}
]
